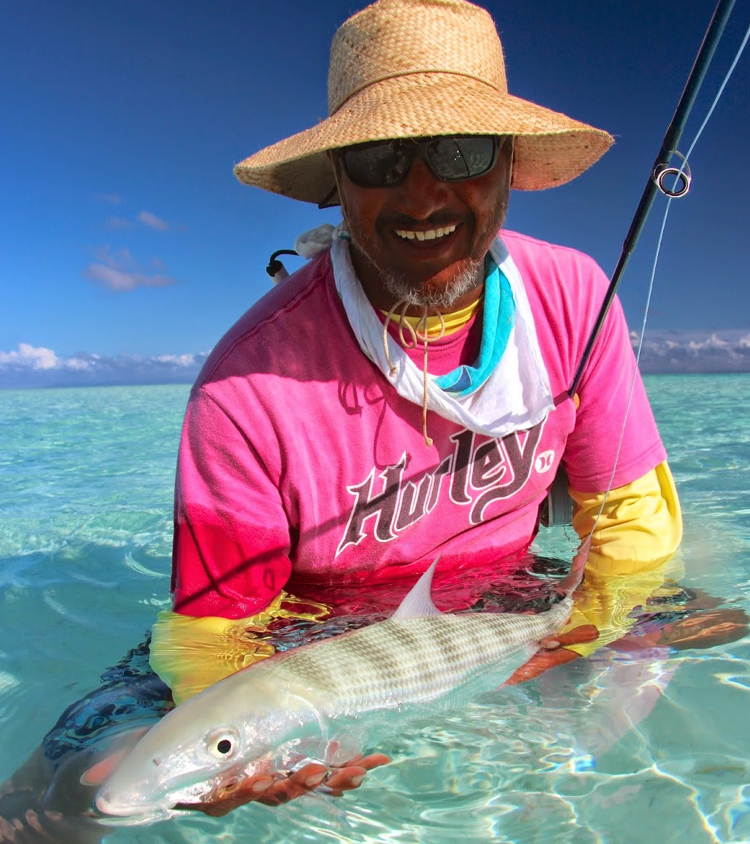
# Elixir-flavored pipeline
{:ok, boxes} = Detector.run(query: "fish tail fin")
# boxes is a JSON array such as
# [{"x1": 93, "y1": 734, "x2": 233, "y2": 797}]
[{"x1": 555, "y1": 541, "x2": 590, "y2": 599}]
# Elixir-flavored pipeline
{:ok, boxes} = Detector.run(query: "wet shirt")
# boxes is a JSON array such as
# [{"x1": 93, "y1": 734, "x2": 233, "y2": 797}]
[{"x1": 171, "y1": 231, "x2": 666, "y2": 619}]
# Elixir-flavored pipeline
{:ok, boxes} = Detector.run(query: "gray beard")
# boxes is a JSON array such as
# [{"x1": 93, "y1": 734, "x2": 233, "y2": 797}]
[
  {"x1": 380, "y1": 261, "x2": 483, "y2": 309},
  {"x1": 346, "y1": 192, "x2": 508, "y2": 311}
]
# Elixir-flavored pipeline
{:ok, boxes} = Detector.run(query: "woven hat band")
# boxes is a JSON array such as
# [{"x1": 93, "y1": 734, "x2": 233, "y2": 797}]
[
  {"x1": 333, "y1": 68, "x2": 503, "y2": 115},
  {"x1": 328, "y1": 0, "x2": 506, "y2": 115}
]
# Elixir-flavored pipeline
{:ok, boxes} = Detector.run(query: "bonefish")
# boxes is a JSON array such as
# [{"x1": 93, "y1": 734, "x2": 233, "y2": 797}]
[{"x1": 96, "y1": 550, "x2": 588, "y2": 821}]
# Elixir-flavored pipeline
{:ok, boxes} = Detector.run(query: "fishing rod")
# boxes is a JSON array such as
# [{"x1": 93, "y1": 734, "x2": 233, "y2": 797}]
[{"x1": 567, "y1": 0, "x2": 738, "y2": 399}]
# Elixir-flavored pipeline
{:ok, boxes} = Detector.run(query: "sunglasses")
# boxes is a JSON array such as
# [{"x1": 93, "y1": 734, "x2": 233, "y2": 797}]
[{"x1": 338, "y1": 136, "x2": 503, "y2": 189}]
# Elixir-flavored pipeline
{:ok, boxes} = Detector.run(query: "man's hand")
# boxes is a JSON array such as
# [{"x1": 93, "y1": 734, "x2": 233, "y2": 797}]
[
  {"x1": 506, "y1": 624, "x2": 599, "y2": 685},
  {"x1": 614, "y1": 606, "x2": 749, "y2": 653},
  {"x1": 179, "y1": 753, "x2": 391, "y2": 817}
]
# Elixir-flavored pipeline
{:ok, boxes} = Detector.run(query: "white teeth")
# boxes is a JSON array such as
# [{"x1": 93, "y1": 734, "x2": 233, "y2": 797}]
[{"x1": 395, "y1": 224, "x2": 457, "y2": 242}]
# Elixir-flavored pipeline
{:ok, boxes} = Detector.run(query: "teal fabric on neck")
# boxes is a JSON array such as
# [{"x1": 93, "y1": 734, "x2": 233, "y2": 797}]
[{"x1": 434, "y1": 257, "x2": 516, "y2": 397}]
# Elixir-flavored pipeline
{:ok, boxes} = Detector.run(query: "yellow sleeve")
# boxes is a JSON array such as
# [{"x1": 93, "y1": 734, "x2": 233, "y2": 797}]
[
  {"x1": 571, "y1": 460, "x2": 682, "y2": 569},
  {"x1": 149, "y1": 592, "x2": 330, "y2": 705},
  {"x1": 563, "y1": 460, "x2": 683, "y2": 656}
]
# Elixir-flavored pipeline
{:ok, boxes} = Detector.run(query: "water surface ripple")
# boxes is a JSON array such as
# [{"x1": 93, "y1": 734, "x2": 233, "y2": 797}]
[{"x1": 1, "y1": 377, "x2": 748, "y2": 843}]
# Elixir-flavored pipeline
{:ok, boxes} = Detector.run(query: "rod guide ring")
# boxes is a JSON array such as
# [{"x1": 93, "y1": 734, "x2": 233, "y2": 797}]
[{"x1": 653, "y1": 153, "x2": 692, "y2": 197}]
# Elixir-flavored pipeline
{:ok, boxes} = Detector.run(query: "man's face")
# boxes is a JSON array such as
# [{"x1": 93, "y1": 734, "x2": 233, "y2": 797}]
[{"x1": 335, "y1": 137, "x2": 513, "y2": 312}]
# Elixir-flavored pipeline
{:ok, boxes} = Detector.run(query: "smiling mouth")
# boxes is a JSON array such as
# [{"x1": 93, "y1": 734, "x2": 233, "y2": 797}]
[{"x1": 393, "y1": 223, "x2": 458, "y2": 242}]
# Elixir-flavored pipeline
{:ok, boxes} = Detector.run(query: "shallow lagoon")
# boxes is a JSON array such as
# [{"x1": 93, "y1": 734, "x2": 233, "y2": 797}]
[{"x1": 1, "y1": 376, "x2": 748, "y2": 843}]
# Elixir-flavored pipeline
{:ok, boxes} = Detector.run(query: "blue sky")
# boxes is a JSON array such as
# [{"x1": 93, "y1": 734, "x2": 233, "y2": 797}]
[{"x1": 1, "y1": 0, "x2": 749, "y2": 387}]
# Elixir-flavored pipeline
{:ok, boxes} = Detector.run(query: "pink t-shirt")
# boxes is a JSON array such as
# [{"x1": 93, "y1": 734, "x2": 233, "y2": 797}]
[{"x1": 171, "y1": 231, "x2": 666, "y2": 618}]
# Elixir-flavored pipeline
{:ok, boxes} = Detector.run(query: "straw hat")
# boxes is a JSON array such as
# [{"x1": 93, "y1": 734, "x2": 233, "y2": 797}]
[{"x1": 234, "y1": 0, "x2": 614, "y2": 205}]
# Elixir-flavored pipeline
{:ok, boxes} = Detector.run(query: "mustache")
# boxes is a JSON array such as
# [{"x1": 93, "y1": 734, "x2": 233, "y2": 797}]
[{"x1": 378, "y1": 212, "x2": 469, "y2": 229}]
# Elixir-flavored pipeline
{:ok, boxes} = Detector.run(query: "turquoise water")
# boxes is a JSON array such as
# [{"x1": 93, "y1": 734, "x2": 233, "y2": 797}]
[{"x1": 1, "y1": 376, "x2": 749, "y2": 843}]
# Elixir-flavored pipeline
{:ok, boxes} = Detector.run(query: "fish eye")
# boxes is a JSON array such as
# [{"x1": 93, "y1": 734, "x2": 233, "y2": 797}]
[{"x1": 206, "y1": 729, "x2": 240, "y2": 760}]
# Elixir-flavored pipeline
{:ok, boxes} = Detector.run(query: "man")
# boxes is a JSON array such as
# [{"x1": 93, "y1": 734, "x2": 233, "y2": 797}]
[{"x1": 152, "y1": 0, "x2": 682, "y2": 814}]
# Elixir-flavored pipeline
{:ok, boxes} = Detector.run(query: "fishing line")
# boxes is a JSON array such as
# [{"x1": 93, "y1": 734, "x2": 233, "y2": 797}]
[
  {"x1": 581, "y1": 11, "x2": 750, "y2": 549},
  {"x1": 581, "y1": 198, "x2": 673, "y2": 550},
  {"x1": 568, "y1": 0, "x2": 738, "y2": 400},
  {"x1": 683, "y1": 19, "x2": 750, "y2": 162}
]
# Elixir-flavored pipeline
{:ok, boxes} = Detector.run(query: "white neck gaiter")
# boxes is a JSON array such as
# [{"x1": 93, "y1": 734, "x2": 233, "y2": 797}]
[{"x1": 331, "y1": 233, "x2": 553, "y2": 439}]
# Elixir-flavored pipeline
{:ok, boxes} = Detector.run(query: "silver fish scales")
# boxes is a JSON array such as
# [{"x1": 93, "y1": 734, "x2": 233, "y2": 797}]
[
  {"x1": 96, "y1": 552, "x2": 586, "y2": 821},
  {"x1": 265, "y1": 598, "x2": 574, "y2": 715}
]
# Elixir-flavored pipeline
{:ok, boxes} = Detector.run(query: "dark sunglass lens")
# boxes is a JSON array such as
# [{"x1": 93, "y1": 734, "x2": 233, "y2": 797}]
[
  {"x1": 427, "y1": 137, "x2": 497, "y2": 180},
  {"x1": 342, "y1": 142, "x2": 410, "y2": 187}
]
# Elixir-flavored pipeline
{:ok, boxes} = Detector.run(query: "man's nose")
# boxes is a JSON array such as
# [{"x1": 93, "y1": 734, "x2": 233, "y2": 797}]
[{"x1": 393, "y1": 156, "x2": 449, "y2": 219}]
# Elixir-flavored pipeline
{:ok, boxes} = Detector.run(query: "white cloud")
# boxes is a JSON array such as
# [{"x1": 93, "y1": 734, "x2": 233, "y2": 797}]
[
  {"x1": 637, "y1": 329, "x2": 750, "y2": 373},
  {"x1": 85, "y1": 264, "x2": 173, "y2": 292},
  {"x1": 4, "y1": 329, "x2": 749, "y2": 391},
  {"x1": 83, "y1": 247, "x2": 177, "y2": 292},
  {"x1": 66, "y1": 356, "x2": 94, "y2": 371},
  {"x1": 0, "y1": 343, "x2": 60, "y2": 370},
  {"x1": 687, "y1": 333, "x2": 728, "y2": 351},
  {"x1": 154, "y1": 354, "x2": 196, "y2": 367},
  {"x1": 0, "y1": 345, "x2": 208, "y2": 388},
  {"x1": 106, "y1": 216, "x2": 134, "y2": 230},
  {"x1": 137, "y1": 211, "x2": 170, "y2": 232}
]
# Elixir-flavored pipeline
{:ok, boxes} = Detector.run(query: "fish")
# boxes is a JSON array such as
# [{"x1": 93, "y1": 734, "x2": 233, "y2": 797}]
[{"x1": 95, "y1": 548, "x2": 588, "y2": 822}]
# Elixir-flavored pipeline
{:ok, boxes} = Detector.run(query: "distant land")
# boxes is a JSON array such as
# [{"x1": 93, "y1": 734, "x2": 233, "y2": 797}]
[{"x1": 1, "y1": 329, "x2": 749, "y2": 389}]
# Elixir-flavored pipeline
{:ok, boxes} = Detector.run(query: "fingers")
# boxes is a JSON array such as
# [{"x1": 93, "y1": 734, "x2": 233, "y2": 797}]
[
  {"x1": 263, "y1": 755, "x2": 390, "y2": 801},
  {"x1": 539, "y1": 624, "x2": 599, "y2": 650},
  {"x1": 358, "y1": 753, "x2": 392, "y2": 771},
  {"x1": 322, "y1": 752, "x2": 391, "y2": 795},
  {"x1": 506, "y1": 647, "x2": 579, "y2": 685},
  {"x1": 318, "y1": 765, "x2": 368, "y2": 798},
  {"x1": 657, "y1": 610, "x2": 749, "y2": 650},
  {"x1": 181, "y1": 752, "x2": 393, "y2": 814},
  {"x1": 255, "y1": 764, "x2": 330, "y2": 806},
  {"x1": 334, "y1": 752, "x2": 391, "y2": 770},
  {"x1": 0, "y1": 809, "x2": 61, "y2": 843},
  {"x1": 180, "y1": 763, "x2": 328, "y2": 815}
]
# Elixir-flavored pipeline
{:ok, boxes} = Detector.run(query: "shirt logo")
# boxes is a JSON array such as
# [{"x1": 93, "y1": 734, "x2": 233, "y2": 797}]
[
  {"x1": 535, "y1": 450, "x2": 555, "y2": 474},
  {"x1": 336, "y1": 423, "x2": 545, "y2": 557}
]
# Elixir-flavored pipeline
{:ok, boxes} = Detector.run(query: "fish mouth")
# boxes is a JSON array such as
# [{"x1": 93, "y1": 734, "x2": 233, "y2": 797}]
[
  {"x1": 96, "y1": 811, "x2": 173, "y2": 827},
  {"x1": 96, "y1": 787, "x2": 176, "y2": 822},
  {"x1": 96, "y1": 770, "x2": 231, "y2": 821},
  {"x1": 95, "y1": 804, "x2": 173, "y2": 826}
]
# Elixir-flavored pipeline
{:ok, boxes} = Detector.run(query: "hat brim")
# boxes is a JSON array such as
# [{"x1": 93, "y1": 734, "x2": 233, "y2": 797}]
[{"x1": 234, "y1": 73, "x2": 614, "y2": 204}]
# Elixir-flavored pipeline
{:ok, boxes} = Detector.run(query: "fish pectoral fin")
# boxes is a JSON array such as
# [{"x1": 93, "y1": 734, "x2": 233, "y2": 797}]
[
  {"x1": 286, "y1": 691, "x2": 329, "y2": 734},
  {"x1": 79, "y1": 727, "x2": 151, "y2": 786},
  {"x1": 323, "y1": 736, "x2": 364, "y2": 767},
  {"x1": 392, "y1": 554, "x2": 443, "y2": 620}
]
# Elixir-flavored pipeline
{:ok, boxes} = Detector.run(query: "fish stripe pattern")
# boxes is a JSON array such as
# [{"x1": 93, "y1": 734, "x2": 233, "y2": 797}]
[{"x1": 262, "y1": 597, "x2": 573, "y2": 716}]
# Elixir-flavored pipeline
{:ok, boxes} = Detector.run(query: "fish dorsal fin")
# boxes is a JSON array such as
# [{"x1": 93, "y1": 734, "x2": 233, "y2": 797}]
[{"x1": 392, "y1": 555, "x2": 442, "y2": 620}]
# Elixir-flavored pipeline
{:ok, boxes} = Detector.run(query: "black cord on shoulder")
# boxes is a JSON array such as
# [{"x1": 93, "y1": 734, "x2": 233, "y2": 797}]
[{"x1": 266, "y1": 249, "x2": 299, "y2": 278}]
